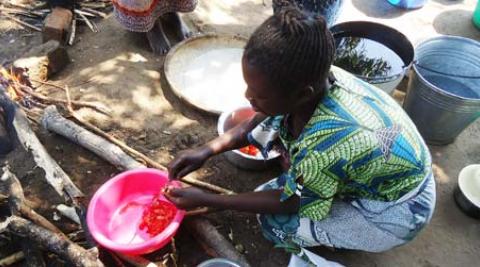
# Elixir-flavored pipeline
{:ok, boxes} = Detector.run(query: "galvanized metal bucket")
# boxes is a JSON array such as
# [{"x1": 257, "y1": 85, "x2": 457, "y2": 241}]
[{"x1": 403, "y1": 36, "x2": 480, "y2": 145}]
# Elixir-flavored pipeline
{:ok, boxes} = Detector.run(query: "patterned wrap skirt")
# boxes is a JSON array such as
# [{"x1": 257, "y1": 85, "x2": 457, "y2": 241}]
[
  {"x1": 112, "y1": 0, "x2": 198, "y2": 32},
  {"x1": 256, "y1": 171, "x2": 436, "y2": 256}
]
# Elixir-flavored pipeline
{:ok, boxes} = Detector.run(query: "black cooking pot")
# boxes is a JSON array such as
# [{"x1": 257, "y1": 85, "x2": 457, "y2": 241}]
[{"x1": 329, "y1": 21, "x2": 414, "y2": 94}]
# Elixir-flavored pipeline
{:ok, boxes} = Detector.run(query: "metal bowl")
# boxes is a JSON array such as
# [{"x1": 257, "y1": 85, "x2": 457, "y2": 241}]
[
  {"x1": 197, "y1": 258, "x2": 242, "y2": 267},
  {"x1": 217, "y1": 107, "x2": 280, "y2": 170},
  {"x1": 454, "y1": 164, "x2": 480, "y2": 219},
  {"x1": 330, "y1": 21, "x2": 414, "y2": 95}
]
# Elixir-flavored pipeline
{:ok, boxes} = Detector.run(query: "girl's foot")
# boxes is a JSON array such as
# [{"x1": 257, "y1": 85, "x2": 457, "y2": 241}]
[
  {"x1": 146, "y1": 20, "x2": 171, "y2": 55},
  {"x1": 161, "y1": 12, "x2": 192, "y2": 41}
]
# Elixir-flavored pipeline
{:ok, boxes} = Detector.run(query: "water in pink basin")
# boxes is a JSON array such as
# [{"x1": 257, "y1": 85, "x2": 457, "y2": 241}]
[
  {"x1": 109, "y1": 195, "x2": 152, "y2": 245},
  {"x1": 87, "y1": 168, "x2": 184, "y2": 255}
]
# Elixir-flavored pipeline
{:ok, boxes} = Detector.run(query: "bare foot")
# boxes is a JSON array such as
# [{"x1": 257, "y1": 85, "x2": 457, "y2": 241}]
[
  {"x1": 161, "y1": 12, "x2": 192, "y2": 41},
  {"x1": 146, "y1": 21, "x2": 171, "y2": 55}
]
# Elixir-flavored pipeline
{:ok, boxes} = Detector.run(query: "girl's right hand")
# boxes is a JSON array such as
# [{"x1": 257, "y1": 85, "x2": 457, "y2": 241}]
[{"x1": 168, "y1": 146, "x2": 212, "y2": 180}]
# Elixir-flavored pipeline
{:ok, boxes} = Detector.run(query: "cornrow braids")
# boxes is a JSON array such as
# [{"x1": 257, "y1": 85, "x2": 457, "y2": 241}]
[{"x1": 244, "y1": 6, "x2": 335, "y2": 93}]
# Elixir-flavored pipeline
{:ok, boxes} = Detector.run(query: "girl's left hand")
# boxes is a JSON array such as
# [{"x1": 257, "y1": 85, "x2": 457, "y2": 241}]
[{"x1": 164, "y1": 186, "x2": 211, "y2": 209}]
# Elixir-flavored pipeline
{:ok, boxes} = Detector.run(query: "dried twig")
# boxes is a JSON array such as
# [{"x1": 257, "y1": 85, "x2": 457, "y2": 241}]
[
  {"x1": 65, "y1": 86, "x2": 158, "y2": 166},
  {"x1": 74, "y1": 10, "x2": 98, "y2": 33},
  {"x1": 186, "y1": 217, "x2": 250, "y2": 266},
  {"x1": 185, "y1": 207, "x2": 213, "y2": 217},
  {"x1": 1, "y1": 166, "x2": 67, "y2": 238},
  {"x1": 170, "y1": 238, "x2": 178, "y2": 267},
  {"x1": 82, "y1": 7, "x2": 108, "y2": 18},
  {"x1": 30, "y1": 79, "x2": 66, "y2": 91},
  {"x1": 74, "y1": 9, "x2": 96, "y2": 18},
  {"x1": 8, "y1": 216, "x2": 103, "y2": 267},
  {"x1": 0, "y1": 84, "x2": 84, "y2": 200},
  {"x1": 67, "y1": 230, "x2": 85, "y2": 242},
  {"x1": 68, "y1": 18, "x2": 76, "y2": 46},
  {"x1": 181, "y1": 176, "x2": 235, "y2": 195},
  {"x1": 1, "y1": 12, "x2": 41, "y2": 31},
  {"x1": 32, "y1": 77, "x2": 93, "y2": 90},
  {"x1": 17, "y1": 82, "x2": 110, "y2": 114},
  {"x1": 42, "y1": 105, "x2": 144, "y2": 170},
  {"x1": 79, "y1": 2, "x2": 110, "y2": 9},
  {"x1": 0, "y1": 7, "x2": 42, "y2": 18},
  {"x1": 5, "y1": 2, "x2": 32, "y2": 10}
]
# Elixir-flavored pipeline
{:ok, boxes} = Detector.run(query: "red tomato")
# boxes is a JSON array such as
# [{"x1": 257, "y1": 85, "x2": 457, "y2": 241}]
[
  {"x1": 139, "y1": 194, "x2": 176, "y2": 236},
  {"x1": 239, "y1": 145, "x2": 259, "y2": 156}
]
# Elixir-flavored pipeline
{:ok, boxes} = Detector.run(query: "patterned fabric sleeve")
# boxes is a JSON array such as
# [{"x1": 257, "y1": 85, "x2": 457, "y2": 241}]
[
  {"x1": 279, "y1": 151, "x2": 340, "y2": 221},
  {"x1": 248, "y1": 115, "x2": 341, "y2": 221},
  {"x1": 296, "y1": 152, "x2": 340, "y2": 221}
]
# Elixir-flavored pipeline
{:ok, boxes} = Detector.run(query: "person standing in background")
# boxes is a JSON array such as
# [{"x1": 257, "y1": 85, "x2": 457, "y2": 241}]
[
  {"x1": 273, "y1": 0, "x2": 344, "y2": 26},
  {"x1": 45, "y1": 0, "x2": 197, "y2": 55},
  {"x1": 111, "y1": 0, "x2": 197, "y2": 54}
]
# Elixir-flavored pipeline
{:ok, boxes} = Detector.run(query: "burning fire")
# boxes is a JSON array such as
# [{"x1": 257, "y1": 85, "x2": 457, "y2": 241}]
[{"x1": 0, "y1": 67, "x2": 27, "y2": 101}]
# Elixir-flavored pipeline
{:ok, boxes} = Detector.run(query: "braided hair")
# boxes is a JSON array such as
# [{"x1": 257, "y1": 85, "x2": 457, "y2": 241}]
[{"x1": 244, "y1": 5, "x2": 335, "y2": 94}]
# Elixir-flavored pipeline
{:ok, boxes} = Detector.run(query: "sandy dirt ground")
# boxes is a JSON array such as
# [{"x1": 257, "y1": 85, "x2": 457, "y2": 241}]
[{"x1": 1, "y1": 0, "x2": 480, "y2": 266}]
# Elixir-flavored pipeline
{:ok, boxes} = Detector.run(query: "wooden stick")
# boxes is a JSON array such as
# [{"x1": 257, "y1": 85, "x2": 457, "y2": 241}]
[
  {"x1": 31, "y1": 79, "x2": 96, "y2": 94},
  {"x1": 68, "y1": 18, "x2": 76, "y2": 46},
  {"x1": 8, "y1": 216, "x2": 103, "y2": 267},
  {"x1": 17, "y1": 82, "x2": 110, "y2": 114},
  {"x1": 0, "y1": 84, "x2": 84, "y2": 200},
  {"x1": 0, "y1": 251, "x2": 24, "y2": 267},
  {"x1": 186, "y1": 218, "x2": 250, "y2": 267},
  {"x1": 0, "y1": 7, "x2": 42, "y2": 18},
  {"x1": 79, "y1": 2, "x2": 109, "y2": 9},
  {"x1": 42, "y1": 105, "x2": 144, "y2": 170},
  {"x1": 81, "y1": 7, "x2": 108, "y2": 18},
  {"x1": 185, "y1": 207, "x2": 213, "y2": 217},
  {"x1": 67, "y1": 230, "x2": 85, "y2": 242},
  {"x1": 74, "y1": 9, "x2": 96, "y2": 18},
  {"x1": 1, "y1": 166, "x2": 68, "y2": 238},
  {"x1": 56, "y1": 204, "x2": 81, "y2": 224},
  {"x1": 74, "y1": 10, "x2": 98, "y2": 33},
  {"x1": 182, "y1": 175, "x2": 235, "y2": 195},
  {"x1": 30, "y1": 79, "x2": 66, "y2": 91},
  {"x1": 1, "y1": 13, "x2": 41, "y2": 31},
  {"x1": 5, "y1": 2, "x2": 32, "y2": 10}
]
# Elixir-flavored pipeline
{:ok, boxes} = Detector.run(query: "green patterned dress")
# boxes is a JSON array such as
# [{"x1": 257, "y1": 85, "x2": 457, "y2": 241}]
[{"x1": 249, "y1": 67, "x2": 436, "y2": 260}]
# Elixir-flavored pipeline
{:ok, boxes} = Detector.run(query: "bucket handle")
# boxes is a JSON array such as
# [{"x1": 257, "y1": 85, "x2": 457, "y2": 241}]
[{"x1": 413, "y1": 60, "x2": 480, "y2": 79}]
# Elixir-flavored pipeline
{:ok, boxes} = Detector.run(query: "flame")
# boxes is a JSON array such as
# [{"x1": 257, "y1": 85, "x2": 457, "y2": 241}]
[{"x1": 0, "y1": 67, "x2": 22, "y2": 101}]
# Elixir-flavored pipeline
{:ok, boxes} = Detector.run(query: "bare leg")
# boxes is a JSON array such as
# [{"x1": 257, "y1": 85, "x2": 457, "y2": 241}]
[
  {"x1": 161, "y1": 12, "x2": 192, "y2": 41},
  {"x1": 146, "y1": 20, "x2": 171, "y2": 55}
]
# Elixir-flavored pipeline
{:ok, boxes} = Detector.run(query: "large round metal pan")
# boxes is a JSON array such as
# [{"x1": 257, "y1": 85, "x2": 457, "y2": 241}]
[{"x1": 164, "y1": 34, "x2": 249, "y2": 115}]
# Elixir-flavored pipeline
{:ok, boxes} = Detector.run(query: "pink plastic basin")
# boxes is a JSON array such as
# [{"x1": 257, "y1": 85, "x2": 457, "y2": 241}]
[{"x1": 87, "y1": 168, "x2": 184, "y2": 255}]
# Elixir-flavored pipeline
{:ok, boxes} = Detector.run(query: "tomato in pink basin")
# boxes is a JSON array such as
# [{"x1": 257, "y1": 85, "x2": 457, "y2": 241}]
[{"x1": 87, "y1": 168, "x2": 184, "y2": 255}]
